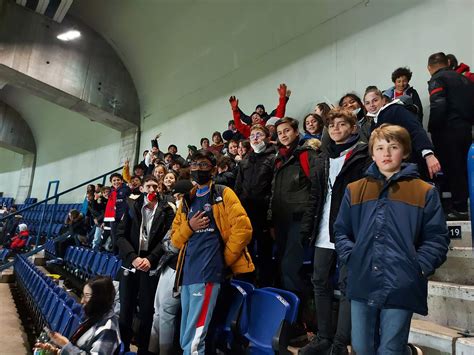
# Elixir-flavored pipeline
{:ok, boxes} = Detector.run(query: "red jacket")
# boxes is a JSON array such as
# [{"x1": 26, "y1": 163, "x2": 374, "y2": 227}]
[
  {"x1": 456, "y1": 63, "x2": 474, "y2": 83},
  {"x1": 11, "y1": 230, "x2": 29, "y2": 250},
  {"x1": 233, "y1": 96, "x2": 287, "y2": 138}
]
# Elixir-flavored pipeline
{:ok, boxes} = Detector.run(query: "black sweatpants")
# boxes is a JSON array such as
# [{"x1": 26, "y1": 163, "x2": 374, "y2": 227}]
[
  {"x1": 312, "y1": 247, "x2": 351, "y2": 346},
  {"x1": 432, "y1": 127, "x2": 471, "y2": 211},
  {"x1": 119, "y1": 269, "x2": 159, "y2": 355}
]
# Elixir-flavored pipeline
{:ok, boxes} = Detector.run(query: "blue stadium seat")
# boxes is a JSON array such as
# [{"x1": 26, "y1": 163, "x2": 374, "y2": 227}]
[{"x1": 243, "y1": 289, "x2": 291, "y2": 354}]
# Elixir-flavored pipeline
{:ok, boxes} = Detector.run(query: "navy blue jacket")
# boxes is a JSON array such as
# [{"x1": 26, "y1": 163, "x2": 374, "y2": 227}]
[{"x1": 335, "y1": 163, "x2": 449, "y2": 315}]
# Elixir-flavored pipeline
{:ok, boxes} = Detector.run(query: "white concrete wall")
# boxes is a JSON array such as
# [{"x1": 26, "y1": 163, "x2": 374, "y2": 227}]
[
  {"x1": 0, "y1": 87, "x2": 122, "y2": 203},
  {"x1": 0, "y1": 147, "x2": 22, "y2": 198},
  {"x1": 135, "y1": 0, "x2": 473, "y2": 153}
]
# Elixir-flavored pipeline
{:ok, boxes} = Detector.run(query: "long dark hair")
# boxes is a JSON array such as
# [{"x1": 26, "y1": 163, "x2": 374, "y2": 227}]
[{"x1": 70, "y1": 277, "x2": 115, "y2": 343}]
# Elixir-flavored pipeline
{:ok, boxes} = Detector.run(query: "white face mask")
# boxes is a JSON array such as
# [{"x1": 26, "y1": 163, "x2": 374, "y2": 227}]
[
  {"x1": 251, "y1": 141, "x2": 266, "y2": 153},
  {"x1": 352, "y1": 107, "x2": 361, "y2": 116}
]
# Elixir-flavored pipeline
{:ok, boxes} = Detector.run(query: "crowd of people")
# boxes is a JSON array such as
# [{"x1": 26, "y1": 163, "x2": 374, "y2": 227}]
[{"x1": 3, "y1": 51, "x2": 474, "y2": 355}]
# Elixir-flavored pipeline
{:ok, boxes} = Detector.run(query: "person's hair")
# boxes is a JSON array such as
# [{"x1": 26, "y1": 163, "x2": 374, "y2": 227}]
[
  {"x1": 326, "y1": 108, "x2": 357, "y2": 127},
  {"x1": 143, "y1": 175, "x2": 159, "y2": 184},
  {"x1": 95, "y1": 183, "x2": 104, "y2": 190},
  {"x1": 191, "y1": 150, "x2": 217, "y2": 166},
  {"x1": 217, "y1": 156, "x2": 234, "y2": 170},
  {"x1": 315, "y1": 102, "x2": 331, "y2": 120},
  {"x1": 250, "y1": 124, "x2": 270, "y2": 137},
  {"x1": 165, "y1": 170, "x2": 178, "y2": 179},
  {"x1": 168, "y1": 144, "x2": 177, "y2": 151},
  {"x1": 86, "y1": 184, "x2": 95, "y2": 193},
  {"x1": 368, "y1": 124, "x2": 412, "y2": 157},
  {"x1": 164, "y1": 152, "x2": 173, "y2": 160},
  {"x1": 130, "y1": 175, "x2": 142, "y2": 182},
  {"x1": 178, "y1": 167, "x2": 191, "y2": 181},
  {"x1": 446, "y1": 54, "x2": 458, "y2": 70},
  {"x1": 200, "y1": 137, "x2": 209, "y2": 146},
  {"x1": 228, "y1": 139, "x2": 238, "y2": 146},
  {"x1": 303, "y1": 114, "x2": 324, "y2": 135},
  {"x1": 109, "y1": 173, "x2": 122, "y2": 182},
  {"x1": 228, "y1": 120, "x2": 235, "y2": 126},
  {"x1": 338, "y1": 93, "x2": 363, "y2": 109},
  {"x1": 142, "y1": 149, "x2": 149, "y2": 155},
  {"x1": 428, "y1": 52, "x2": 448, "y2": 67},
  {"x1": 133, "y1": 164, "x2": 144, "y2": 172},
  {"x1": 239, "y1": 139, "x2": 251, "y2": 151},
  {"x1": 274, "y1": 116, "x2": 299, "y2": 131},
  {"x1": 363, "y1": 86, "x2": 384, "y2": 102},
  {"x1": 101, "y1": 186, "x2": 111, "y2": 194},
  {"x1": 172, "y1": 160, "x2": 182, "y2": 167},
  {"x1": 391, "y1": 67, "x2": 412, "y2": 83},
  {"x1": 67, "y1": 209, "x2": 81, "y2": 223},
  {"x1": 83, "y1": 276, "x2": 115, "y2": 318},
  {"x1": 212, "y1": 131, "x2": 223, "y2": 143}
]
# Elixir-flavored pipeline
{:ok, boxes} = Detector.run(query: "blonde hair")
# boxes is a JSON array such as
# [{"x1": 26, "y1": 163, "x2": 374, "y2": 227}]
[
  {"x1": 304, "y1": 138, "x2": 322, "y2": 151},
  {"x1": 369, "y1": 124, "x2": 412, "y2": 157}
]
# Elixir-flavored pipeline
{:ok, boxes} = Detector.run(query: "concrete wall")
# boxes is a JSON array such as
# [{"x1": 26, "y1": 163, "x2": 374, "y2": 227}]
[
  {"x1": 0, "y1": 147, "x2": 22, "y2": 198},
  {"x1": 0, "y1": 86, "x2": 121, "y2": 203},
  {"x1": 133, "y1": 0, "x2": 473, "y2": 152}
]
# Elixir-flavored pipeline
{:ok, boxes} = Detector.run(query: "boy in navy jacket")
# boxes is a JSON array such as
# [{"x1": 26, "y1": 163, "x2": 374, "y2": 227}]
[{"x1": 335, "y1": 124, "x2": 449, "y2": 354}]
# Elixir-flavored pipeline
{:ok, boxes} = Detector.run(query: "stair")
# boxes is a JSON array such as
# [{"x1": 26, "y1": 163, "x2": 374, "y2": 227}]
[{"x1": 409, "y1": 220, "x2": 474, "y2": 354}]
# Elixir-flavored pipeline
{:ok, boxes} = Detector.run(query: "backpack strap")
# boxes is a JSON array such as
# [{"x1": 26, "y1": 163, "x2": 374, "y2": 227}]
[{"x1": 299, "y1": 150, "x2": 310, "y2": 178}]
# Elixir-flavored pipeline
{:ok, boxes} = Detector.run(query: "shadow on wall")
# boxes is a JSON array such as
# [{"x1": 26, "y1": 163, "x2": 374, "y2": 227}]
[{"x1": 0, "y1": 85, "x2": 122, "y2": 167}]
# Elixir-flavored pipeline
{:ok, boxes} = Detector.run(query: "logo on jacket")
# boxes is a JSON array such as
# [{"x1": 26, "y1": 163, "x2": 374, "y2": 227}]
[{"x1": 203, "y1": 203, "x2": 212, "y2": 212}]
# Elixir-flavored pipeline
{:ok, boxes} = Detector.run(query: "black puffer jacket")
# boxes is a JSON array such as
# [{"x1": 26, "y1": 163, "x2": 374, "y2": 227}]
[
  {"x1": 116, "y1": 194, "x2": 175, "y2": 269},
  {"x1": 311, "y1": 141, "x2": 372, "y2": 244},
  {"x1": 428, "y1": 67, "x2": 474, "y2": 133},
  {"x1": 271, "y1": 144, "x2": 319, "y2": 242},
  {"x1": 234, "y1": 144, "x2": 276, "y2": 208}
]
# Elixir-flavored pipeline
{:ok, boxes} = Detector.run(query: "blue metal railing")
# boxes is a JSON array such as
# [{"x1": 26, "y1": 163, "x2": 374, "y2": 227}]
[{"x1": 0, "y1": 166, "x2": 123, "y2": 268}]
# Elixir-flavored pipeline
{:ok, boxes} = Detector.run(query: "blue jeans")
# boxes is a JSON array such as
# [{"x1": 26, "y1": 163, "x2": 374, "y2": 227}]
[{"x1": 351, "y1": 300, "x2": 412, "y2": 355}]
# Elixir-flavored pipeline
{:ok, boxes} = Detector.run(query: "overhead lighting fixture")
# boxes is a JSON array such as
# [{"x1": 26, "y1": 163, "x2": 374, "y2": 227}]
[{"x1": 57, "y1": 30, "x2": 81, "y2": 41}]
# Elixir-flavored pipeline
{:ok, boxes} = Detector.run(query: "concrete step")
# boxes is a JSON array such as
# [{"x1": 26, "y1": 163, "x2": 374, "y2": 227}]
[
  {"x1": 409, "y1": 319, "x2": 460, "y2": 355},
  {"x1": 456, "y1": 337, "x2": 474, "y2": 354},
  {"x1": 432, "y1": 247, "x2": 474, "y2": 285},
  {"x1": 447, "y1": 221, "x2": 472, "y2": 248},
  {"x1": 413, "y1": 281, "x2": 474, "y2": 331},
  {"x1": 0, "y1": 267, "x2": 15, "y2": 283}
]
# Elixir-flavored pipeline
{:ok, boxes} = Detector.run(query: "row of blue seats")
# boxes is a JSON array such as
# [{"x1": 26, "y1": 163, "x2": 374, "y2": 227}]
[
  {"x1": 15, "y1": 255, "x2": 82, "y2": 338},
  {"x1": 21, "y1": 211, "x2": 69, "y2": 224},
  {"x1": 211, "y1": 279, "x2": 299, "y2": 354},
  {"x1": 0, "y1": 197, "x2": 15, "y2": 208},
  {"x1": 64, "y1": 246, "x2": 122, "y2": 280}
]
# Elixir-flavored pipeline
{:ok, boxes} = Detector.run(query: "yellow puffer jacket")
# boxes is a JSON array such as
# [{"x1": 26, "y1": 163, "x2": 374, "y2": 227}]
[{"x1": 171, "y1": 183, "x2": 254, "y2": 288}]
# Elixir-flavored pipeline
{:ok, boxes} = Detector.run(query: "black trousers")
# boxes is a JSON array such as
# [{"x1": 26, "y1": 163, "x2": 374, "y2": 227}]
[
  {"x1": 244, "y1": 203, "x2": 274, "y2": 287},
  {"x1": 119, "y1": 269, "x2": 159, "y2": 355},
  {"x1": 432, "y1": 127, "x2": 471, "y2": 211},
  {"x1": 312, "y1": 247, "x2": 351, "y2": 346}
]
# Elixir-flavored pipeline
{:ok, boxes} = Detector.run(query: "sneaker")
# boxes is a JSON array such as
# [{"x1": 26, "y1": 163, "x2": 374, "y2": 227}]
[
  {"x1": 299, "y1": 335, "x2": 332, "y2": 355},
  {"x1": 329, "y1": 343, "x2": 349, "y2": 355},
  {"x1": 446, "y1": 209, "x2": 469, "y2": 221},
  {"x1": 46, "y1": 257, "x2": 63, "y2": 266},
  {"x1": 408, "y1": 344, "x2": 423, "y2": 355}
]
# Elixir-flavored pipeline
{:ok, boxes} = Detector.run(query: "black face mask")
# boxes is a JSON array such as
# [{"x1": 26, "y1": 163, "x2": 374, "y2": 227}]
[{"x1": 191, "y1": 170, "x2": 212, "y2": 185}]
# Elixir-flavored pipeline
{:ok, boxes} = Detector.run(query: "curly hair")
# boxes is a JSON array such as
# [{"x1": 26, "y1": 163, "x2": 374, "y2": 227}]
[{"x1": 391, "y1": 67, "x2": 412, "y2": 83}]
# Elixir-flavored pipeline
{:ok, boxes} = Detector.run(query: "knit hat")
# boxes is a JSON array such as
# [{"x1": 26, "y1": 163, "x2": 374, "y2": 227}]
[
  {"x1": 266, "y1": 117, "x2": 280, "y2": 127},
  {"x1": 18, "y1": 223, "x2": 28, "y2": 232}
]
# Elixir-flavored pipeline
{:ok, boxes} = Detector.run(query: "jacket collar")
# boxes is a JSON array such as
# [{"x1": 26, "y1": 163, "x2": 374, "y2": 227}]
[{"x1": 366, "y1": 162, "x2": 419, "y2": 182}]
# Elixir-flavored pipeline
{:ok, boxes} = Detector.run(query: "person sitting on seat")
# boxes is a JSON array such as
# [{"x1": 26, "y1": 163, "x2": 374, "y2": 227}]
[
  {"x1": 33, "y1": 276, "x2": 120, "y2": 355},
  {"x1": 10, "y1": 223, "x2": 29, "y2": 252}
]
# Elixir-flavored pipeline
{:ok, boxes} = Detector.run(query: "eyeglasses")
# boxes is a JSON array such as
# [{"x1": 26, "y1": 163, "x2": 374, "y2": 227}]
[
  {"x1": 190, "y1": 161, "x2": 212, "y2": 169},
  {"x1": 249, "y1": 132, "x2": 265, "y2": 139}
]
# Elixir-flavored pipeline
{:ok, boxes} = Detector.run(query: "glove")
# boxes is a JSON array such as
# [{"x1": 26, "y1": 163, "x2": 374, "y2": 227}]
[
  {"x1": 229, "y1": 96, "x2": 239, "y2": 111},
  {"x1": 277, "y1": 83, "x2": 287, "y2": 98}
]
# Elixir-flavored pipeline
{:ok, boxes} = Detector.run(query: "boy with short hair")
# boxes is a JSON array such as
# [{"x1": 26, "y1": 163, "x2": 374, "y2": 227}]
[
  {"x1": 335, "y1": 124, "x2": 449, "y2": 354},
  {"x1": 171, "y1": 150, "x2": 254, "y2": 354},
  {"x1": 301, "y1": 108, "x2": 372, "y2": 355}
]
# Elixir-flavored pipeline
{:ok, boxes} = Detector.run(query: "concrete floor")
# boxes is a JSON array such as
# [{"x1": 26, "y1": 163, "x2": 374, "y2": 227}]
[{"x1": 0, "y1": 284, "x2": 31, "y2": 354}]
